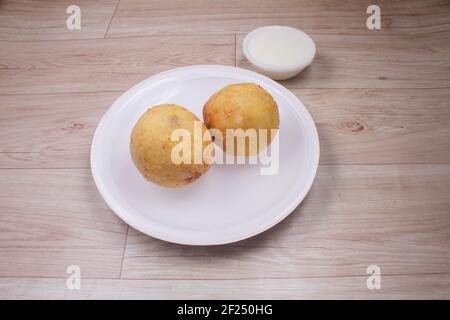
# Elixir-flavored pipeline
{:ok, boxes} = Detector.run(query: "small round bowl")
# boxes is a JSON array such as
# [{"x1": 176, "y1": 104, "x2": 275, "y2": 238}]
[{"x1": 243, "y1": 26, "x2": 316, "y2": 81}]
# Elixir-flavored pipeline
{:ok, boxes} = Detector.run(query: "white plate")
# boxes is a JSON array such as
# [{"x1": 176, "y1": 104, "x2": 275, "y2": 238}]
[{"x1": 91, "y1": 65, "x2": 319, "y2": 245}]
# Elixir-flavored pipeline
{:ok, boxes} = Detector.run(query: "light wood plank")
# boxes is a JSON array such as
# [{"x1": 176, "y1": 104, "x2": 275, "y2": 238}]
[
  {"x1": 0, "y1": 35, "x2": 235, "y2": 95},
  {"x1": 121, "y1": 165, "x2": 450, "y2": 280},
  {"x1": 316, "y1": 114, "x2": 450, "y2": 164},
  {"x1": 294, "y1": 88, "x2": 450, "y2": 116},
  {"x1": 1, "y1": 91, "x2": 449, "y2": 168},
  {"x1": 236, "y1": 31, "x2": 450, "y2": 89},
  {"x1": 0, "y1": 92, "x2": 118, "y2": 168},
  {"x1": 0, "y1": 0, "x2": 119, "y2": 40},
  {"x1": 107, "y1": 0, "x2": 450, "y2": 37},
  {"x1": 0, "y1": 169, "x2": 127, "y2": 278},
  {"x1": 1, "y1": 275, "x2": 449, "y2": 299},
  {"x1": 0, "y1": 0, "x2": 449, "y2": 300}
]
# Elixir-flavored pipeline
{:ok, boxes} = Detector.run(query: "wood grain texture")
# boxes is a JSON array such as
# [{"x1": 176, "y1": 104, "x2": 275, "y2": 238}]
[
  {"x1": 106, "y1": 0, "x2": 450, "y2": 37},
  {"x1": 0, "y1": 0, "x2": 119, "y2": 40},
  {"x1": 1, "y1": 275, "x2": 449, "y2": 299},
  {"x1": 0, "y1": 92, "x2": 119, "y2": 168},
  {"x1": 0, "y1": 169, "x2": 127, "y2": 278},
  {"x1": 1, "y1": 0, "x2": 450, "y2": 300},
  {"x1": 294, "y1": 88, "x2": 450, "y2": 116},
  {"x1": 0, "y1": 35, "x2": 234, "y2": 95},
  {"x1": 1, "y1": 90, "x2": 449, "y2": 169},
  {"x1": 121, "y1": 165, "x2": 450, "y2": 279},
  {"x1": 316, "y1": 114, "x2": 450, "y2": 164},
  {"x1": 237, "y1": 31, "x2": 450, "y2": 89}
]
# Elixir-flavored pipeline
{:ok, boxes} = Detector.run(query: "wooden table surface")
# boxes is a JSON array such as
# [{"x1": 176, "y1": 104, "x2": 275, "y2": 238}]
[{"x1": 1, "y1": 0, "x2": 449, "y2": 299}]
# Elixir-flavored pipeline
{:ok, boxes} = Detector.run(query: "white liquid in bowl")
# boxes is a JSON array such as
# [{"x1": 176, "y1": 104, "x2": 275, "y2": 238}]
[
  {"x1": 247, "y1": 29, "x2": 315, "y2": 68},
  {"x1": 243, "y1": 26, "x2": 316, "y2": 80}
]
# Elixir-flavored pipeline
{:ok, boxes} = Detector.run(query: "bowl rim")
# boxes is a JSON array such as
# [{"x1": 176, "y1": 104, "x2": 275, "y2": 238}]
[{"x1": 243, "y1": 25, "x2": 316, "y2": 73}]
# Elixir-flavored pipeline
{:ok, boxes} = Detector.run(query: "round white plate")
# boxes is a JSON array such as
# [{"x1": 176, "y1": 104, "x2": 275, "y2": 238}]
[{"x1": 91, "y1": 65, "x2": 319, "y2": 245}]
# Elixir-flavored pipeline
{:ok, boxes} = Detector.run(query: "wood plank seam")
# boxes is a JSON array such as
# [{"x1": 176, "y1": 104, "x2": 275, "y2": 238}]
[
  {"x1": 234, "y1": 34, "x2": 237, "y2": 67},
  {"x1": 2, "y1": 164, "x2": 450, "y2": 170},
  {"x1": 119, "y1": 225, "x2": 130, "y2": 279},
  {"x1": 2, "y1": 87, "x2": 450, "y2": 96},
  {"x1": 2, "y1": 272, "x2": 450, "y2": 281},
  {"x1": 104, "y1": 0, "x2": 121, "y2": 39}
]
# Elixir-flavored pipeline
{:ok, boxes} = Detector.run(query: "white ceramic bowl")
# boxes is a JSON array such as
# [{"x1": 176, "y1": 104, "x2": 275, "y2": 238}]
[{"x1": 243, "y1": 26, "x2": 316, "y2": 80}]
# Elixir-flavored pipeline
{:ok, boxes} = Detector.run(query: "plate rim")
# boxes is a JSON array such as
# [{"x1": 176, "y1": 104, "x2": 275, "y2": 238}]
[{"x1": 90, "y1": 64, "x2": 320, "y2": 245}]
